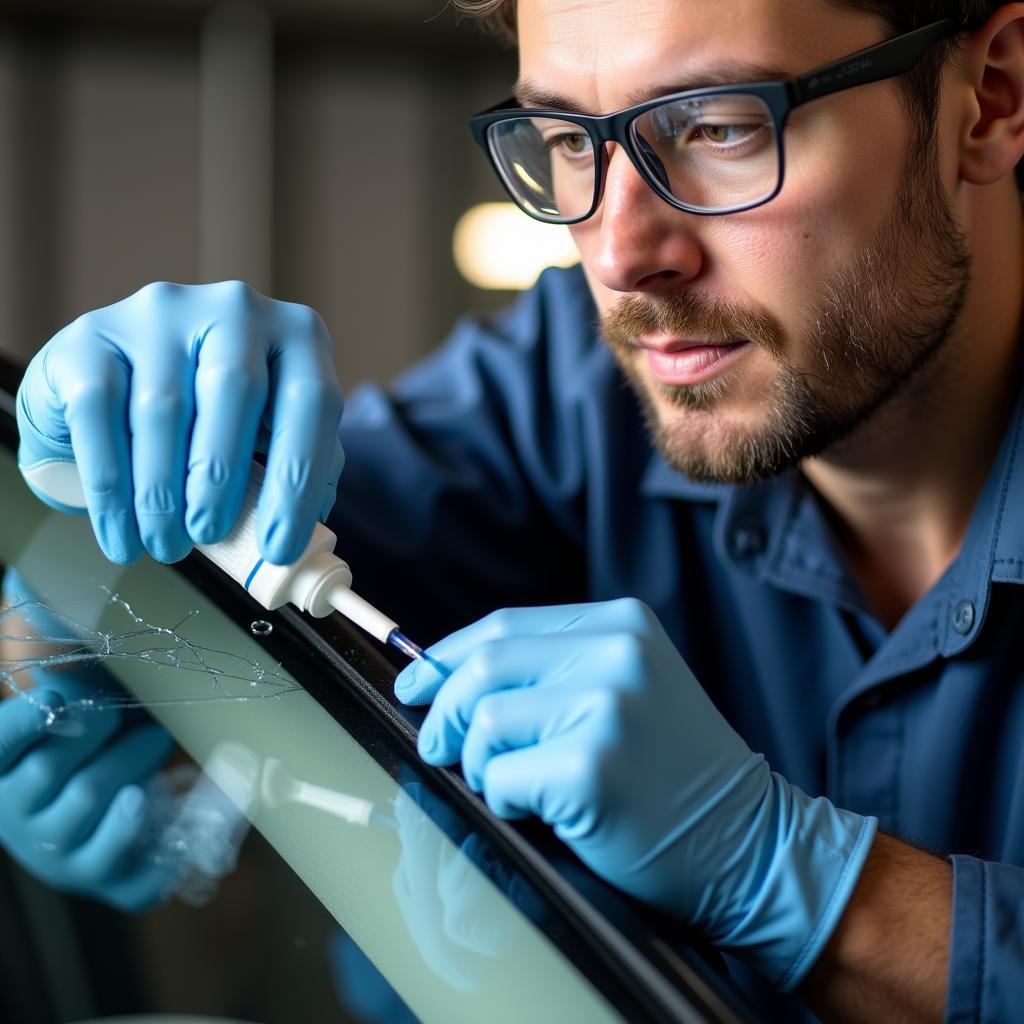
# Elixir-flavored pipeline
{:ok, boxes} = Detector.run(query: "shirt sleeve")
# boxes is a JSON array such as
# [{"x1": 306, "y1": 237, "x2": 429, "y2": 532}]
[
  {"x1": 946, "y1": 855, "x2": 1024, "y2": 1023},
  {"x1": 328, "y1": 266, "x2": 608, "y2": 645}
]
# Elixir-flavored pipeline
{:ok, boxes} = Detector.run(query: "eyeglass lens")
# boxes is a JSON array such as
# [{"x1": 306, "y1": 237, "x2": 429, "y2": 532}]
[{"x1": 487, "y1": 93, "x2": 780, "y2": 221}]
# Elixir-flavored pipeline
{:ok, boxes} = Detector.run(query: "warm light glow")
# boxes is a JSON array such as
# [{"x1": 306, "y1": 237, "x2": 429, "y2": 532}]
[{"x1": 453, "y1": 202, "x2": 580, "y2": 291}]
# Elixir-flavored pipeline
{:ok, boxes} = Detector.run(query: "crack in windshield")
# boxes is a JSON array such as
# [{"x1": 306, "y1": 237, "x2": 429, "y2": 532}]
[{"x1": 0, "y1": 580, "x2": 300, "y2": 722}]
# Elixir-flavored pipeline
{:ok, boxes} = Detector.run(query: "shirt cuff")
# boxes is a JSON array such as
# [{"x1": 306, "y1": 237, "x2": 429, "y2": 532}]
[{"x1": 946, "y1": 854, "x2": 1024, "y2": 1023}]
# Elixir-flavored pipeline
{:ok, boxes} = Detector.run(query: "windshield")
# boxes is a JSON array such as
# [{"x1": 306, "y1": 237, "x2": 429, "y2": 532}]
[{"x1": 0, "y1": 438, "x2": 638, "y2": 1024}]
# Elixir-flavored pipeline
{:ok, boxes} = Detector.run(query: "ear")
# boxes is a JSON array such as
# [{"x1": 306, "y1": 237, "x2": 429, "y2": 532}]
[{"x1": 957, "y1": 4, "x2": 1024, "y2": 186}]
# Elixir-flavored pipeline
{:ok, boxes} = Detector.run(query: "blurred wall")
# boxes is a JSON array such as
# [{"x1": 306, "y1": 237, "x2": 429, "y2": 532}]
[{"x1": 0, "y1": 1, "x2": 517, "y2": 385}]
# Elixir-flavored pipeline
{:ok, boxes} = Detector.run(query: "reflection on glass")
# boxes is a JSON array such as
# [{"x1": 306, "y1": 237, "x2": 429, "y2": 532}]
[{"x1": 0, "y1": 444, "x2": 626, "y2": 1024}]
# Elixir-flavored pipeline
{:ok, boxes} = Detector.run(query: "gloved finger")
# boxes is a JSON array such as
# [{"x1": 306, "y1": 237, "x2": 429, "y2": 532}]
[
  {"x1": 392, "y1": 783, "x2": 427, "y2": 830},
  {"x1": 185, "y1": 300, "x2": 269, "y2": 545},
  {"x1": 1, "y1": 703, "x2": 123, "y2": 815},
  {"x1": 0, "y1": 690, "x2": 65, "y2": 775},
  {"x1": 128, "y1": 335, "x2": 195, "y2": 563},
  {"x1": 393, "y1": 786, "x2": 447, "y2": 887},
  {"x1": 460, "y1": 687, "x2": 582, "y2": 792},
  {"x1": 15, "y1": 354, "x2": 86, "y2": 515},
  {"x1": 437, "y1": 838, "x2": 512, "y2": 958},
  {"x1": 257, "y1": 309, "x2": 344, "y2": 564},
  {"x1": 319, "y1": 436, "x2": 345, "y2": 523},
  {"x1": 390, "y1": 800, "x2": 483, "y2": 993},
  {"x1": 69, "y1": 783, "x2": 171, "y2": 910},
  {"x1": 44, "y1": 330, "x2": 142, "y2": 563},
  {"x1": 38, "y1": 723, "x2": 174, "y2": 851},
  {"x1": 478, "y1": 739, "x2": 585, "y2": 824},
  {"x1": 415, "y1": 633, "x2": 601, "y2": 766},
  {"x1": 15, "y1": 349, "x2": 72, "y2": 466},
  {"x1": 103, "y1": 860, "x2": 176, "y2": 913},
  {"x1": 395, "y1": 598, "x2": 653, "y2": 706},
  {"x1": 392, "y1": 804, "x2": 445, "y2": 923}
]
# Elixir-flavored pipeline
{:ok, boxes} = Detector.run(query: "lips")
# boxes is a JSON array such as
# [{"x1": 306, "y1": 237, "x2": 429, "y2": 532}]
[
  {"x1": 638, "y1": 336, "x2": 752, "y2": 387},
  {"x1": 639, "y1": 334, "x2": 745, "y2": 354}
]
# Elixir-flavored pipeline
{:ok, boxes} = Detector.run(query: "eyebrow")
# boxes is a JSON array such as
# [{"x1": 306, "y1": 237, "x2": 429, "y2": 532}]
[{"x1": 512, "y1": 62, "x2": 796, "y2": 114}]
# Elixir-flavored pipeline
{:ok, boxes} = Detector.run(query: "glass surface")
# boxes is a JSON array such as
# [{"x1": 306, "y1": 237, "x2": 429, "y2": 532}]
[
  {"x1": 0, "y1": 443, "x2": 628, "y2": 1024},
  {"x1": 489, "y1": 116, "x2": 598, "y2": 220},
  {"x1": 487, "y1": 94, "x2": 778, "y2": 222},
  {"x1": 631, "y1": 94, "x2": 778, "y2": 211}
]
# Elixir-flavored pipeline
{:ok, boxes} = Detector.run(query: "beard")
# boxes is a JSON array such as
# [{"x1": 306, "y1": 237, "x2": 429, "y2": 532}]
[{"x1": 601, "y1": 145, "x2": 973, "y2": 484}]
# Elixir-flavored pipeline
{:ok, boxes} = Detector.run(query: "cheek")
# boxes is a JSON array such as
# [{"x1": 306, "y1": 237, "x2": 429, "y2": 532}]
[
  {"x1": 573, "y1": 90, "x2": 908, "y2": 332},
  {"x1": 714, "y1": 101, "x2": 908, "y2": 323}
]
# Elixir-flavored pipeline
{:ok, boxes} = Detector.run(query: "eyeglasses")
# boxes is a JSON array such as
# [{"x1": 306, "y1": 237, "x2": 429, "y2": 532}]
[{"x1": 469, "y1": 19, "x2": 963, "y2": 223}]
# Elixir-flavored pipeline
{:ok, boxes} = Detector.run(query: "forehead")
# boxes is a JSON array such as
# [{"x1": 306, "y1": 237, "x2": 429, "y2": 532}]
[{"x1": 515, "y1": 0, "x2": 887, "y2": 111}]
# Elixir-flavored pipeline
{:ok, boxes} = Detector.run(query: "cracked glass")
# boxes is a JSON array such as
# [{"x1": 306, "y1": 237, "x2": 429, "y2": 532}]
[
  {"x1": 0, "y1": 441, "x2": 646, "y2": 1024},
  {"x1": 1, "y1": 584, "x2": 299, "y2": 720}
]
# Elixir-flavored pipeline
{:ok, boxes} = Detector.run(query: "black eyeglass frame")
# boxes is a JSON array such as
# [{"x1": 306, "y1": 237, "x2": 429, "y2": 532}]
[{"x1": 469, "y1": 18, "x2": 964, "y2": 223}]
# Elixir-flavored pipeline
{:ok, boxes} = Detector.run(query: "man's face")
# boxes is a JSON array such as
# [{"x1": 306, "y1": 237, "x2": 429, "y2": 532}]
[{"x1": 517, "y1": 0, "x2": 971, "y2": 483}]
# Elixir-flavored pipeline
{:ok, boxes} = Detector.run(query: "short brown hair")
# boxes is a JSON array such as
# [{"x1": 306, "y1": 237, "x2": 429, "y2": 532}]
[
  {"x1": 450, "y1": 1, "x2": 1001, "y2": 40},
  {"x1": 450, "y1": 0, "x2": 517, "y2": 42}
]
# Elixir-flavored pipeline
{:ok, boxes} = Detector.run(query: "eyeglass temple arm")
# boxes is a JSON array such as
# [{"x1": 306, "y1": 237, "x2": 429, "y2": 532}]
[{"x1": 791, "y1": 19, "x2": 964, "y2": 107}]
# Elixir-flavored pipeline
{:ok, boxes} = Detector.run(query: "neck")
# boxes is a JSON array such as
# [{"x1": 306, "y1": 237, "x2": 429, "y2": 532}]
[{"x1": 802, "y1": 179, "x2": 1024, "y2": 630}]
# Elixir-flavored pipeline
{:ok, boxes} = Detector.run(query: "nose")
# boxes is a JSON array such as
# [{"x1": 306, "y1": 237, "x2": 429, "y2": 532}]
[{"x1": 585, "y1": 143, "x2": 705, "y2": 295}]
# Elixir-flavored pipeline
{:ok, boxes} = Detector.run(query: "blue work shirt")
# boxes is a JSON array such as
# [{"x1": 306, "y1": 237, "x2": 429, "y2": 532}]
[{"x1": 333, "y1": 265, "x2": 1024, "y2": 1023}]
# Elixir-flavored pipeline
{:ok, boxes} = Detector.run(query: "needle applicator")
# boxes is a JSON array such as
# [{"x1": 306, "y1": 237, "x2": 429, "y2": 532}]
[{"x1": 20, "y1": 459, "x2": 425, "y2": 661}]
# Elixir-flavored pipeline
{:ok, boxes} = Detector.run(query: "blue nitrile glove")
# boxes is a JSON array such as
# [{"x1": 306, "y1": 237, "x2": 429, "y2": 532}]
[
  {"x1": 0, "y1": 570, "x2": 176, "y2": 911},
  {"x1": 395, "y1": 598, "x2": 879, "y2": 992},
  {"x1": 0, "y1": 690, "x2": 175, "y2": 911},
  {"x1": 391, "y1": 784, "x2": 543, "y2": 992},
  {"x1": 16, "y1": 281, "x2": 345, "y2": 565}
]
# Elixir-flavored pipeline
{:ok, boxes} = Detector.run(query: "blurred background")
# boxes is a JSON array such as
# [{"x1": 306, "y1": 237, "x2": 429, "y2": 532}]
[{"x1": 0, "y1": 0, "x2": 579, "y2": 385}]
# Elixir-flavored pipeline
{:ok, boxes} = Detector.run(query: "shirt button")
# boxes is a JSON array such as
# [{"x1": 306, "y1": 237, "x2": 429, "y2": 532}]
[
  {"x1": 730, "y1": 522, "x2": 766, "y2": 560},
  {"x1": 952, "y1": 599, "x2": 976, "y2": 636}
]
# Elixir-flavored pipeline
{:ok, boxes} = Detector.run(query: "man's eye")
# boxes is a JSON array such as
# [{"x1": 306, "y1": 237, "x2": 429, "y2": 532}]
[
  {"x1": 546, "y1": 132, "x2": 593, "y2": 156},
  {"x1": 696, "y1": 123, "x2": 759, "y2": 146}
]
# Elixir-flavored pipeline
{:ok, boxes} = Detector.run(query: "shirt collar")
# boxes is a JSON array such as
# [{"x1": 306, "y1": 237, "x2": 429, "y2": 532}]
[
  {"x1": 938, "y1": 371, "x2": 1024, "y2": 655},
  {"x1": 636, "y1": 370, "x2": 1024, "y2": 659}
]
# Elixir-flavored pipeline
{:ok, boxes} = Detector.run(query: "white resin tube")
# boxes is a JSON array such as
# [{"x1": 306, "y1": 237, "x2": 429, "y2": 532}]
[{"x1": 21, "y1": 459, "x2": 423, "y2": 657}]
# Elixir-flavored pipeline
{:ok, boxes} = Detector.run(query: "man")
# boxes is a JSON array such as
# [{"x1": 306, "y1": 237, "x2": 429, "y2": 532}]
[{"x1": 7, "y1": 0, "x2": 1024, "y2": 1020}]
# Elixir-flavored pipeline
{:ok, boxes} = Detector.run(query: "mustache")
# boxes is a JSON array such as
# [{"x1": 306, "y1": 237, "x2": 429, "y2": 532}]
[{"x1": 602, "y1": 292, "x2": 784, "y2": 355}]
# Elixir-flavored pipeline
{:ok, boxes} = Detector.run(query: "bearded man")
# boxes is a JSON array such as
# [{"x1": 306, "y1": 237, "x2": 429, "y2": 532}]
[{"x1": 10, "y1": 1, "x2": 1024, "y2": 1020}]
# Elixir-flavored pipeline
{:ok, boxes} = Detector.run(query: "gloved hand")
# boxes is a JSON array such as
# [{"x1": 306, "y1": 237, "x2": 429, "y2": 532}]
[
  {"x1": 0, "y1": 689, "x2": 175, "y2": 912},
  {"x1": 0, "y1": 569, "x2": 176, "y2": 911},
  {"x1": 395, "y1": 598, "x2": 879, "y2": 992},
  {"x1": 391, "y1": 784, "x2": 543, "y2": 992},
  {"x1": 16, "y1": 281, "x2": 345, "y2": 565}
]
